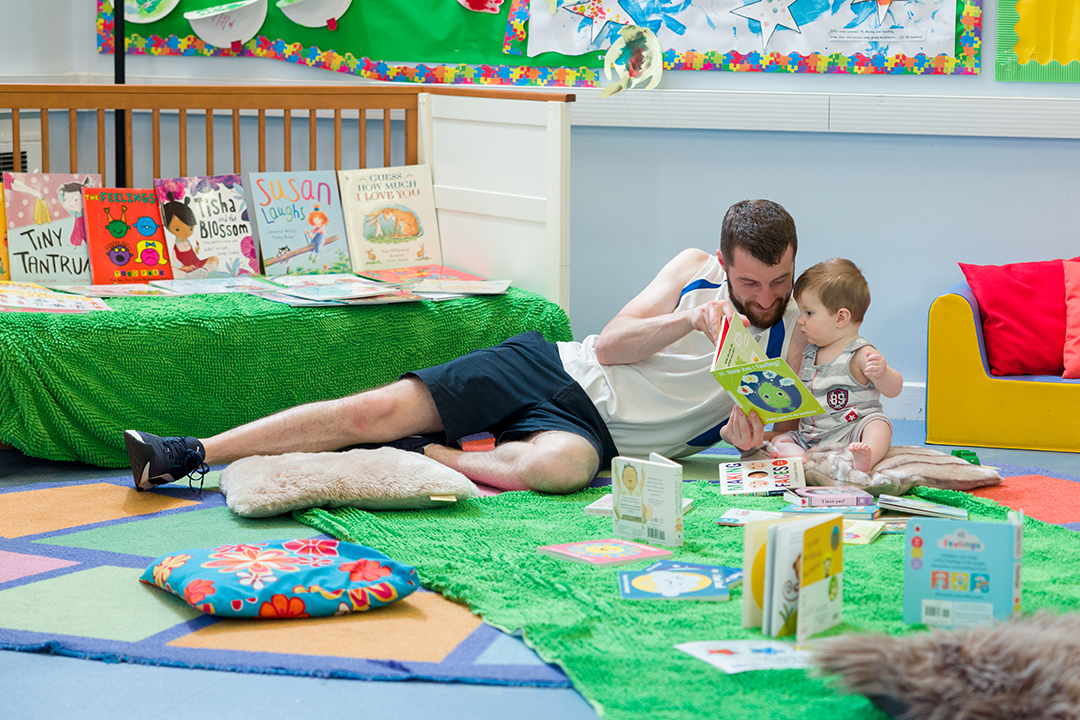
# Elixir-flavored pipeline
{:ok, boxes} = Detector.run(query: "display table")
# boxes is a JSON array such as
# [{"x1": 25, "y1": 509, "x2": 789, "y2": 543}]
[{"x1": 0, "y1": 288, "x2": 573, "y2": 467}]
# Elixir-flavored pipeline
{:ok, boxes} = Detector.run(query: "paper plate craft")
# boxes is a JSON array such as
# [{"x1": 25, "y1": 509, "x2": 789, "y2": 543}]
[
  {"x1": 600, "y1": 25, "x2": 663, "y2": 99},
  {"x1": 277, "y1": 0, "x2": 352, "y2": 30},
  {"x1": 124, "y1": 0, "x2": 181, "y2": 23},
  {"x1": 140, "y1": 539, "x2": 420, "y2": 618},
  {"x1": 184, "y1": 0, "x2": 268, "y2": 51}
]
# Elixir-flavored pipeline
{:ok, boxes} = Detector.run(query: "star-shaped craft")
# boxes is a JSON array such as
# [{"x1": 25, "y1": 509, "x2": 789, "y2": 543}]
[
  {"x1": 562, "y1": 0, "x2": 634, "y2": 43},
  {"x1": 731, "y1": 0, "x2": 801, "y2": 49}
]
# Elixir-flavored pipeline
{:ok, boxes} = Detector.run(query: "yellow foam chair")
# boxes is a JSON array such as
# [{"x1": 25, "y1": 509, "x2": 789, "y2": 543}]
[{"x1": 926, "y1": 282, "x2": 1080, "y2": 453}]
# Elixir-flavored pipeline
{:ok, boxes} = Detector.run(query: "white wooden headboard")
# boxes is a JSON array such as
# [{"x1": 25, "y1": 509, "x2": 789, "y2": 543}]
[{"x1": 418, "y1": 92, "x2": 572, "y2": 311}]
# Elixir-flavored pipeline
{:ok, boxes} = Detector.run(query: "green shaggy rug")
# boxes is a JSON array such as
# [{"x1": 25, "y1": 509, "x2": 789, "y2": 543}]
[{"x1": 295, "y1": 483, "x2": 1080, "y2": 720}]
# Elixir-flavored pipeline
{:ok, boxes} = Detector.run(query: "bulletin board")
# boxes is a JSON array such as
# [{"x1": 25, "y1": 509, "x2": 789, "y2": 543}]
[
  {"x1": 996, "y1": 0, "x2": 1080, "y2": 82},
  {"x1": 99, "y1": 0, "x2": 980, "y2": 88}
]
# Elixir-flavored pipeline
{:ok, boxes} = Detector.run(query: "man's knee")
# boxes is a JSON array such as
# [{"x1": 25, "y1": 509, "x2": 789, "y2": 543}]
[
  {"x1": 519, "y1": 433, "x2": 600, "y2": 495},
  {"x1": 335, "y1": 377, "x2": 441, "y2": 441}
]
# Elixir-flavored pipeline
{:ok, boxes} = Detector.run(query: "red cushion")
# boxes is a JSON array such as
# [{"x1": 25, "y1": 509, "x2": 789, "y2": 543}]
[
  {"x1": 1064, "y1": 260, "x2": 1080, "y2": 379},
  {"x1": 959, "y1": 257, "x2": 1080, "y2": 376}
]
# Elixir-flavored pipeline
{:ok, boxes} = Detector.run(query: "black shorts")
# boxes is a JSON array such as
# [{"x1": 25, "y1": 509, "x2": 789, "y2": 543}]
[{"x1": 406, "y1": 331, "x2": 619, "y2": 468}]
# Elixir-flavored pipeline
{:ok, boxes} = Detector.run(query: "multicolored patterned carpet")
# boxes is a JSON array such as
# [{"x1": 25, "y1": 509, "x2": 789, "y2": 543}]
[{"x1": 0, "y1": 472, "x2": 569, "y2": 686}]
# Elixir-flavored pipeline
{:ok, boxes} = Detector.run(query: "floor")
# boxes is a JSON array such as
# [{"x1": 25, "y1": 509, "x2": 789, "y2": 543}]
[{"x1": 1, "y1": 419, "x2": 1076, "y2": 720}]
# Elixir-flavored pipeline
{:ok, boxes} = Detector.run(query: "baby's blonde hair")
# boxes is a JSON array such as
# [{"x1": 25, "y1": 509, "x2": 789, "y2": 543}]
[{"x1": 794, "y1": 258, "x2": 870, "y2": 322}]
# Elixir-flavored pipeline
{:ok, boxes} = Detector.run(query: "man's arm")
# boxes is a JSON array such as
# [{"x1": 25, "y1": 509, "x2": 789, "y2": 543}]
[{"x1": 593, "y1": 248, "x2": 729, "y2": 366}]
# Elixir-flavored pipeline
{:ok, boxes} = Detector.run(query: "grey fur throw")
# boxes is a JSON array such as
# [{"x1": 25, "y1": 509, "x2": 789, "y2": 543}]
[
  {"x1": 743, "y1": 444, "x2": 1002, "y2": 496},
  {"x1": 812, "y1": 612, "x2": 1080, "y2": 720}
]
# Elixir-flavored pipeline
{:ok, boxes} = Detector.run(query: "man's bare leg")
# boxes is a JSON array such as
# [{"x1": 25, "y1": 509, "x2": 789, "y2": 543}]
[
  {"x1": 201, "y1": 377, "x2": 442, "y2": 464},
  {"x1": 425, "y1": 430, "x2": 599, "y2": 494}
]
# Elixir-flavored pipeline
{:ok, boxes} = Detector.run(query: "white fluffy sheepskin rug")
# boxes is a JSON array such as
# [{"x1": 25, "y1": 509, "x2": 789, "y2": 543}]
[
  {"x1": 745, "y1": 443, "x2": 1002, "y2": 496},
  {"x1": 812, "y1": 612, "x2": 1080, "y2": 720},
  {"x1": 219, "y1": 447, "x2": 479, "y2": 517}
]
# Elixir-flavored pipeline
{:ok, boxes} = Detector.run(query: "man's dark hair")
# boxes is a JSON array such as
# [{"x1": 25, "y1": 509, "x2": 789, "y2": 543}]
[{"x1": 719, "y1": 199, "x2": 797, "y2": 268}]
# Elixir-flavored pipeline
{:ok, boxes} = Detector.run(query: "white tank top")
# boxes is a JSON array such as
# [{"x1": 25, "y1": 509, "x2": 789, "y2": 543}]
[{"x1": 557, "y1": 254, "x2": 799, "y2": 459}]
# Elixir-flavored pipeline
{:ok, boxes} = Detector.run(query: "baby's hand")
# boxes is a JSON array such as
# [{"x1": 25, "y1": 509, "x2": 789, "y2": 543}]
[{"x1": 863, "y1": 351, "x2": 888, "y2": 382}]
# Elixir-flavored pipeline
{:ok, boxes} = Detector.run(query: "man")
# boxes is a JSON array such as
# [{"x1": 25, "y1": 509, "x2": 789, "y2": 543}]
[{"x1": 125, "y1": 199, "x2": 805, "y2": 494}]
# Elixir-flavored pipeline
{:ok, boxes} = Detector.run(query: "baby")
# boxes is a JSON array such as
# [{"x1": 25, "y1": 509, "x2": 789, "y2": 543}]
[{"x1": 770, "y1": 258, "x2": 903, "y2": 473}]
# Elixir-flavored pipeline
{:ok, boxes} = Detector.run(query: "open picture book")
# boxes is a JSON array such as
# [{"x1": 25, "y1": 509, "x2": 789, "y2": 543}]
[{"x1": 710, "y1": 315, "x2": 825, "y2": 424}]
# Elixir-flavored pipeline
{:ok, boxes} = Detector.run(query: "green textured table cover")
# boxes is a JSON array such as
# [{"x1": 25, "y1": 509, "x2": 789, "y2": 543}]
[
  {"x1": 296, "y1": 486, "x2": 1080, "y2": 720},
  {"x1": 0, "y1": 287, "x2": 571, "y2": 467}
]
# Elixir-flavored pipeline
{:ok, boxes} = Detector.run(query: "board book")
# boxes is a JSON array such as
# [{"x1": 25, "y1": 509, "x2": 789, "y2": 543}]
[
  {"x1": 675, "y1": 640, "x2": 812, "y2": 674},
  {"x1": 618, "y1": 565, "x2": 730, "y2": 602},
  {"x1": 718, "y1": 458, "x2": 805, "y2": 496},
  {"x1": 903, "y1": 512, "x2": 1023, "y2": 628},
  {"x1": 584, "y1": 494, "x2": 693, "y2": 517},
  {"x1": 536, "y1": 539, "x2": 672, "y2": 567},
  {"x1": 611, "y1": 453, "x2": 684, "y2": 547},
  {"x1": 878, "y1": 494, "x2": 969, "y2": 520},
  {"x1": 645, "y1": 560, "x2": 743, "y2": 589},
  {"x1": 154, "y1": 174, "x2": 259, "y2": 279},
  {"x1": 338, "y1": 164, "x2": 441, "y2": 272},
  {"x1": 710, "y1": 314, "x2": 825, "y2": 424},
  {"x1": 781, "y1": 504, "x2": 883, "y2": 521},
  {"x1": 784, "y1": 485, "x2": 874, "y2": 507},
  {"x1": 742, "y1": 514, "x2": 844, "y2": 642},
  {"x1": 3, "y1": 172, "x2": 100, "y2": 287},
  {"x1": 82, "y1": 187, "x2": 173, "y2": 285},
  {"x1": 716, "y1": 508, "x2": 785, "y2": 526},
  {"x1": 249, "y1": 170, "x2": 351, "y2": 276},
  {"x1": 842, "y1": 519, "x2": 886, "y2": 545}
]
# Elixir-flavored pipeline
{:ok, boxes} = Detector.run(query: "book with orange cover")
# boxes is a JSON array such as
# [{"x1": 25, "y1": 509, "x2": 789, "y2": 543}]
[{"x1": 82, "y1": 187, "x2": 173, "y2": 285}]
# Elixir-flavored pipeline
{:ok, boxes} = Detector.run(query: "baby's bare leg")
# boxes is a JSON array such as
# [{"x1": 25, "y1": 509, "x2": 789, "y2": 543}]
[
  {"x1": 849, "y1": 419, "x2": 893, "y2": 473},
  {"x1": 769, "y1": 432, "x2": 809, "y2": 462}
]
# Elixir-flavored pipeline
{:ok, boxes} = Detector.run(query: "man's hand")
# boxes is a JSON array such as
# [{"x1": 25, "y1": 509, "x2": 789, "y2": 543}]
[
  {"x1": 720, "y1": 403, "x2": 765, "y2": 453},
  {"x1": 688, "y1": 299, "x2": 735, "y2": 346}
]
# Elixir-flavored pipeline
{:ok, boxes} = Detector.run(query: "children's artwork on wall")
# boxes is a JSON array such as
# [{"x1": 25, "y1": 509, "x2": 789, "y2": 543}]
[
  {"x1": 125, "y1": 0, "x2": 181, "y2": 23},
  {"x1": 996, "y1": 0, "x2": 1080, "y2": 82},
  {"x1": 600, "y1": 25, "x2": 663, "y2": 98},
  {"x1": 96, "y1": 0, "x2": 979, "y2": 87},
  {"x1": 184, "y1": 0, "x2": 268, "y2": 51},
  {"x1": 529, "y1": 0, "x2": 975, "y2": 72},
  {"x1": 277, "y1": 0, "x2": 352, "y2": 30}
]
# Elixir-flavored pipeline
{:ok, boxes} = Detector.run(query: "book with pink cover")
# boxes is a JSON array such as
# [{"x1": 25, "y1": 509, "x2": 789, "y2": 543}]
[
  {"x1": 783, "y1": 485, "x2": 874, "y2": 507},
  {"x1": 358, "y1": 264, "x2": 484, "y2": 285},
  {"x1": 536, "y1": 538, "x2": 673, "y2": 567}
]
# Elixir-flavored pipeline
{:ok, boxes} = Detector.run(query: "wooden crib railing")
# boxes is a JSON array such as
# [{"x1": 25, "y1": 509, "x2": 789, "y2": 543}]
[{"x1": 0, "y1": 84, "x2": 573, "y2": 186}]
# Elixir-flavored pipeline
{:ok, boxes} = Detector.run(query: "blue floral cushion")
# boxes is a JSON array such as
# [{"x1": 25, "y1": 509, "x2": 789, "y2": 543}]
[{"x1": 140, "y1": 539, "x2": 420, "y2": 618}]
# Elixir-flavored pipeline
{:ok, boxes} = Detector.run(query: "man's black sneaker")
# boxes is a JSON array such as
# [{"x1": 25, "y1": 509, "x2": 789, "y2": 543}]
[{"x1": 124, "y1": 430, "x2": 209, "y2": 492}]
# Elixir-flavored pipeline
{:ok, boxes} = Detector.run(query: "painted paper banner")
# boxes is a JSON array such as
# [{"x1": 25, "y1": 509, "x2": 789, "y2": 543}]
[{"x1": 97, "y1": 0, "x2": 978, "y2": 88}]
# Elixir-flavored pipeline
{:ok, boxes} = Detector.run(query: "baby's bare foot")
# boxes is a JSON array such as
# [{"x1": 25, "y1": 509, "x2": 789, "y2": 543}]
[{"x1": 849, "y1": 442, "x2": 874, "y2": 473}]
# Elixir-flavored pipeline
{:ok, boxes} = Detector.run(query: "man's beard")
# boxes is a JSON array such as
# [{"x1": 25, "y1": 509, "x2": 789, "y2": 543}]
[{"x1": 729, "y1": 289, "x2": 791, "y2": 330}]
